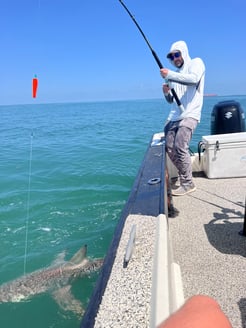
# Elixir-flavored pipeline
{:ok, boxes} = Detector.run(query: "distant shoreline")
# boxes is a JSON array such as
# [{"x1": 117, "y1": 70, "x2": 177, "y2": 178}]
[{"x1": 203, "y1": 93, "x2": 218, "y2": 97}]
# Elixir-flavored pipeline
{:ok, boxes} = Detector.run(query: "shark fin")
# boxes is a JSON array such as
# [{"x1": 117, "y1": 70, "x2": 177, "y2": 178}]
[
  {"x1": 67, "y1": 245, "x2": 87, "y2": 266},
  {"x1": 52, "y1": 285, "x2": 84, "y2": 316}
]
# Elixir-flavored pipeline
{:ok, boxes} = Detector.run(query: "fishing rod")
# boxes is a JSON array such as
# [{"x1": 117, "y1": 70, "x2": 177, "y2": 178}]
[{"x1": 118, "y1": 0, "x2": 184, "y2": 111}]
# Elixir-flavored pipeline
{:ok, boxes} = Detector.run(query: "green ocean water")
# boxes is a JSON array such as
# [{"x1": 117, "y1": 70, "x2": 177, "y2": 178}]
[{"x1": 0, "y1": 96, "x2": 245, "y2": 327}]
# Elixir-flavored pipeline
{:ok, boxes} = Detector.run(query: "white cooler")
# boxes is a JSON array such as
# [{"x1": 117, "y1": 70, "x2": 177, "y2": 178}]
[{"x1": 202, "y1": 132, "x2": 246, "y2": 178}]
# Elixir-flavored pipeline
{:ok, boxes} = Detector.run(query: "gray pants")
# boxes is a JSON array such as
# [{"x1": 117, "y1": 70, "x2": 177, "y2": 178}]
[{"x1": 164, "y1": 118, "x2": 198, "y2": 185}]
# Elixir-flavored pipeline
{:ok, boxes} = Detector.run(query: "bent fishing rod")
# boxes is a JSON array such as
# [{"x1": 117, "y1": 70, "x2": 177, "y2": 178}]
[{"x1": 118, "y1": 0, "x2": 184, "y2": 111}]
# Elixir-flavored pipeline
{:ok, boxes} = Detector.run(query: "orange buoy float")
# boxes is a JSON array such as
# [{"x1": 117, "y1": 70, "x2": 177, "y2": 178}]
[{"x1": 32, "y1": 75, "x2": 38, "y2": 98}]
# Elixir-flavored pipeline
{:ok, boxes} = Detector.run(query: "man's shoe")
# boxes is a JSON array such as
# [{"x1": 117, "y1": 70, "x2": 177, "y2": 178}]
[{"x1": 172, "y1": 183, "x2": 196, "y2": 196}]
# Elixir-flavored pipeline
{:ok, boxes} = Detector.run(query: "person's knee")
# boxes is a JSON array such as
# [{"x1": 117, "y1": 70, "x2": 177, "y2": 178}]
[{"x1": 157, "y1": 295, "x2": 232, "y2": 328}]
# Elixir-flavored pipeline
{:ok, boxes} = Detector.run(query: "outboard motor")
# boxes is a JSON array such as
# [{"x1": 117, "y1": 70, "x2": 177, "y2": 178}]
[{"x1": 211, "y1": 100, "x2": 245, "y2": 134}]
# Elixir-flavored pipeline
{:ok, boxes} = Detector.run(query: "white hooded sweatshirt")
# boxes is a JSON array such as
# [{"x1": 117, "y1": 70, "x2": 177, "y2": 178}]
[{"x1": 165, "y1": 41, "x2": 205, "y2": 122}]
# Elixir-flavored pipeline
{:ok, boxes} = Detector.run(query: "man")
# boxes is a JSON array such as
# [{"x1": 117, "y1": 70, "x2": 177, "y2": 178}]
[{"x1": 160, "y1": 40, "x2": 205, "y2": 196}]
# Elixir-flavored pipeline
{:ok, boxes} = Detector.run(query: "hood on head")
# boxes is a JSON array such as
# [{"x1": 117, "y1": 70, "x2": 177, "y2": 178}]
[{"x1": 167, "y1": 40, "x2": 191, "y2": 65}]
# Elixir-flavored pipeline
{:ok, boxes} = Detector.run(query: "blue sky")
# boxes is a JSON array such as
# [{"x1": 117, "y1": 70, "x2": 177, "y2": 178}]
[{"x1": 1, "y1": 0, "x2": 245, "y2": 105}]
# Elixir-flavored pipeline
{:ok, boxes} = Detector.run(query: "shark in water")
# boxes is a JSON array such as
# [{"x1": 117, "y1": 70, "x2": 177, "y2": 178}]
[{"x1": 0, "y1": 245, "x2": 103, "y2": 315}]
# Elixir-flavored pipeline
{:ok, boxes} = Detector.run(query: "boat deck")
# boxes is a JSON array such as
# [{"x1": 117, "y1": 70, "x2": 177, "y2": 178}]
[
  {"x1": 169, "y1": 175, "x2": 246, "y2": 328},
  {"x1": 81, "y1": 133, "x2": 246, "y2": 328}
]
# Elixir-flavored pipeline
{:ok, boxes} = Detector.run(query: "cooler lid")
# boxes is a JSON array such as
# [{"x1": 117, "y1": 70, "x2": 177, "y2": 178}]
[{"x1": 202, "y1": 132, "x2": 246, "y2": 144}]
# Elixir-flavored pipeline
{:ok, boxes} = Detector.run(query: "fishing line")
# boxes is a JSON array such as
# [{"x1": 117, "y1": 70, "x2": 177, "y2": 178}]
[
  {"x1": 23, "y1": 131, "x2": 34, "y2": 275},
  {"x1": 23, "y1": 0, "x2": 41, "y2": 275},
  {"x1": 118, "y1": 0, "x2": 184, "y2": 111}
]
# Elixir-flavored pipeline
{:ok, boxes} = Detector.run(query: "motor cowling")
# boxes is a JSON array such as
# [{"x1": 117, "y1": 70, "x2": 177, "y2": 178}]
[{"x1": 211, "y1": 100, "x2": 245, "y2": 134}]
